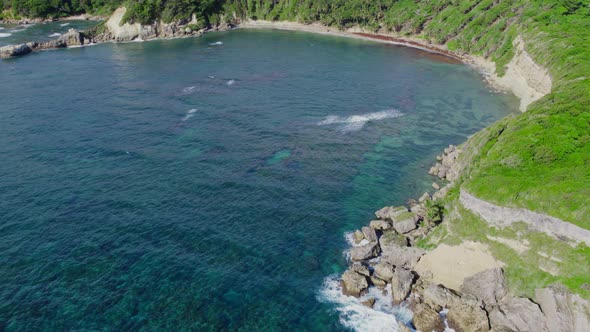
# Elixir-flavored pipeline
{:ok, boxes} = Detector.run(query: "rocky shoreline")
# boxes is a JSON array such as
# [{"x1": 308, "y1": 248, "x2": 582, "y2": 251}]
[{"x1": 340, "y1": 145, "x2": 590, "y2": 332}]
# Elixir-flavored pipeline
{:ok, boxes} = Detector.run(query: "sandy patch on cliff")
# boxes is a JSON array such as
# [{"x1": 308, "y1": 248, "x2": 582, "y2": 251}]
[{"x1": 414, "y1": 241, "x2": 503, "y2": 291}]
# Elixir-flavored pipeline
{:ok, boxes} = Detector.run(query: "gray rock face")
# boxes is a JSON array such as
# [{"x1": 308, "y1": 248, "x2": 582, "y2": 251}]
[
  {"x1": 413, "y1": 303, "x2": 445, "y2": 332},
  {"x1": 362, "y1": 226, "x2": 378, "y2": 242},
  {"x1": 341, "y1": 269, "x2": 368, "y2": 297},
  {"x1": 447, "y1": 302, "x2": 490, "y2": 332},
  {"x1": 379, "y1": 230, "x2": 408, "y2": 250},
  {"x1": 370, "y1": 276, "x2": 387, "y2": 288},
  {"x1": 375, "y1": 206, "x2": 407, "y2": 221},
  {"x1": 373, "y1": 262, "x2": 395, "y2": 282},
  {"x1": 58, "y1": 28, "x2": 85, "y2": 46},
  {"x1": 488, "y1": 296, "x2": 549, "y2": 332},
  {"x1": 535, "y1": 284, "x2": 590, "y2": 332},
  {"x1": 369, "y1": 219, "x2": 391, "y2": 230},
  {"x1": 353, "y1": 230, "x2": 364, "y2": 244},
  {"x1": 0, "y1": 44, "x2": 32, "y2": 58},
  {"x1": 350, "y1": 242, "x2": 379, "y2": 261},
  {"x1": 461, "y1": 268, "x2": 508, "y2": 305},
  {"x1": 392, "y1": 216, "x2": 418, "y2": 234},
  {"x1": 350, "y1": 263, "x2": 371, "y2": 277},
  {"x1": 381, "y1": 246, "x2": 425, "y2": 269},
  {"x1": 423, "y1": 284, "x2": 477, "y2": 311},
  {"x1": 391, "y1": 267, "x2": 414, "y2": 304}
]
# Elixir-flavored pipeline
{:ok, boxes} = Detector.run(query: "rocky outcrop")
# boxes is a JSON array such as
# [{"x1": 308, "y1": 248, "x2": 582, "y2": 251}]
[
  {"x1": 535, "y1": 284, "x2": 590, "y2": 332},
  {"x1": 488, "y1": 296, "x2": 549, "y2": 332},
  {"x1": 429, "y1": 144, "x2": 462, "y2": 182},
  {"x1": 460, "y1": 189, "x2": 590, "y2": 247},
  {"x1": 461, "y1": 268, "x2": 508, "y2": 306},
  {"x1": 341, "y1": 268, "x2": 368, "y2": 297},
  {"x1": 0, "y1": 43, "x2": 32, "y2": 58},
  {"x1": 350, "y1": 241, "x2": 379, "y2": 261},
  {"x1": 413, "y1": 303, "x2": 445, "y2": 332},
  {"x1": 391, "y1": 267, "x2": 414, "y2": 304}
]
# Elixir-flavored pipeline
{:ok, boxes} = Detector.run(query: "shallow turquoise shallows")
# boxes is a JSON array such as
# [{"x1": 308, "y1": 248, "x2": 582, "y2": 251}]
[{"x1": 0, "y1": 29, "x2": 518, "y2": 331}]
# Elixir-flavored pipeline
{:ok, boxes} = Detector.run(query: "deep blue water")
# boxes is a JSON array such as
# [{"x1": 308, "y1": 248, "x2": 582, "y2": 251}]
[{"x1": 0, "y1": 29, "x2": 518, "y2": 331}]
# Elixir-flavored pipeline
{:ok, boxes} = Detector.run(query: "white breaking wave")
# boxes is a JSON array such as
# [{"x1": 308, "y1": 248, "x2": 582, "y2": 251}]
[
  {"x1": 60, "y1": 23, "x2": 70, "y2": 27},
  {"x1": 182, "y1": 109, "x2": 198, "y2": 121},
  {"x1": 317, "y1": 109, "x2": 404, "y2": 132},
  {"x1": 49, "y1": 33, "x2": 61, "y2": 37},
  {"x1": 210, "y1": 41, "x2": 223, "y2": 46},
  {"x1": 0, "y1": 33, "x2": 11, "y2": 38},
  {"x1": 318, "y1": 275, "x2": 414, "y2": 332},
  {"x1": 226, "y1": 79, "x2": 235, "y2": 86}
]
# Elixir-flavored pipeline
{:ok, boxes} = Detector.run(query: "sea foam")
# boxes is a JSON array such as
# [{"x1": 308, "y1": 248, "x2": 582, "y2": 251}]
[
  {"x1": 210, "y1": 41, "x2": 223, "y2": 46},
  {"x1": 226, "y1": 79, "x2": 235, "y2": 86},
  {"x1": 317, "y1": 109, "x2": 404, "y2": 132},
  {"x1": 0, "y1": 33, "x2": 11, "y2": 38},
  {"x1": 318, "y1": 275, "x2": 413, "y2": 332},
  {"x1": 60, "y1": 23, "x2": 70, "y2": 27},
  {"x1": 182, "y1": 109, "x2": 198, "y2": 121},
  {"x1": 49, "y1": 33, "x2": 61, "y2": 37}
]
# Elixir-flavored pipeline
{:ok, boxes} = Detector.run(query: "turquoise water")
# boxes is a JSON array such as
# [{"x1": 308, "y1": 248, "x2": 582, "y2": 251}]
[
  {"x1": 0, "y1": 29, "x2": 518, "y2": 330},
  {"x1": 0, "y1": 20, "x2": 98, "y2": 46}
]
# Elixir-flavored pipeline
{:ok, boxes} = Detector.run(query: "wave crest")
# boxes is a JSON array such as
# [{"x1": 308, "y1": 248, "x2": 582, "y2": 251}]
[{"x1": 317, "y1": 109, "x2": 404, "y2": 132}]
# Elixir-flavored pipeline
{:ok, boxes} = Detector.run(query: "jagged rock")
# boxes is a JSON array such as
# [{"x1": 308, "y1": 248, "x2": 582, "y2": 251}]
[
  {"x1": 341, "y1": 269, "x2": 368, "y2": 297},
  {"x1": 398, "y1": 324, "x2": 413, "y2": 332},
  {"x1": 437, "y1": 167, "x2": 447, "y2": 179},
  {"x1": 350, "y1": 263, "x2": 371, "y2": 277},
  {"x1": 392, "y1": 214, "x2": 418, "y2": 234},
  {"x1": 488, "y1": 296, "x2": 549, "y2": 332},
  {"x1": 413, "y1": 303, "x2": 445, "y2": 332},
  {"x1": 379, "y1": 231, "x2": 424, "y2": 268},
  {"x1": 0, "y1": 43, "x2": 32, "y2": 58},
  {"x1": 375, "y1": 206, "x2": 408, "y2": 221},
  {"x1": 350, "y1": 242, "x2": 379, "y2": 261},
  {"x1": 353, "y1": 230, "x2": 364, "y2": 244},
  {"x1": 58, "y1": 28, "x2": 85, "y2": 46},
  {"x1": 361, "y1": 298, "x2": 376, "y2": 308},
  {"x1": 418, "y1": 192, "x2": 431, "y2": 203},
  {"x1": 370, "y1": 276, "x2": 387, "y2": 288},
  {"x1": 429, "y1": 164, "x2": 439, "y2": 175},
  {"x1": 391, "y1": 266, "x2": 415, "y2": 304},
  {"x1": 447, "y1": 302, "x2": 490, "y2": 332},
  {"x1": 422, "y1": 284, "x2": 478, "y2": 311},
  {"x1": 373, "y1": 262, "x2": 395, "y2": 282},
  {"x1": 535, "y1": 284, "x2": 590, "y2": 332},
  {"x1": 380, "y1": 230, "x2": 408, "y2": 249},
  {"x1": 369, "y1": 219, "x2": 391, "y2": 230},
  {"x1": 461, "y1": 268, "x2": 508, "y2": 305},
  {"x1": 362, "y1": 226, "x2": 378, "y2": 242}
]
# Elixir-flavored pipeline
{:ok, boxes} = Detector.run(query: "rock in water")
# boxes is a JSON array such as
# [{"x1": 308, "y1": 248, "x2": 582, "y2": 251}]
[
  {"x1": 461, "y1": 268, "x2": 507, "y2": 305},
  {"x1": 391, "y1": 266, "x2": 414, "y2": 304},
  {"x1": 350, "y1": 263, "x2": 370, "y2": 277},
  {"x1": 361, "y1": 226, "x2": 378, "y2": 242},
  {"x1": 353, "y1": 230, "x2": 364, "y2": 244},
  {"x1": 350, "y1": 242, "x2": 379, "y2": 261},
  {"x1": 379, "y1": 231, "x2": 424, "y2": 268},
  {"x1": 447, "y1": 302, "x2": 490, "y2": 332},
  {"x1": 0, "y1": 44, "x2": 32, "y2": 58},
  {"x1": 488, "y1": 296, "x2": 549, "y2": 332},
  {"x1": 413, "y1": 303, "x2": 445, "y2": 332},
  {"x1": 341, "y1": 269, "x2": 368, "y2": 297},
  {"x1": 370, "y1": 276, "x2": 387, "y2": 288},
  {"x1": 361, "y1": 298, "x2": 376, "y2": 308}
]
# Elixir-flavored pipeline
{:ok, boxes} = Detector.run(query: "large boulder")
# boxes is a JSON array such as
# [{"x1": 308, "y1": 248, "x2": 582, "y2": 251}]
[
  {"x1": 413, "y1": 303, "x2": 445, "y2": 332},
  {"x1": 379, "y1": 230, "x2": 408, "y2": 249},
  {"x1": 350, "y1": 263, "x2": 371, "y2": 277},
  {"x1": 361, "y1": 226, "x2": 378, "y2": 242},
  {"x1": 423, "y1": 284, "x2": 478, "y2": 311},
  {"x1": 373, "y1": 262, "x2": 395, "y2": 282},
  {"x1": 447, "y1": 302, "x2": 490, "y2": 332},
  {"x1": 461, "y1": 268, "x2": 508, "y2": 305},
  {"x1": 353, "y1": 230, "x2": 364, "y2": 244},
  {"x1": 375, "y1": 206, "x2": 408, "y2": 221},
  {"x1": 0, "y1": 43, "x2": 32, "y2": 58},
  {"x1": 535, "y1": 284, "x2": 590, "y2": 332},
  {"x1": 341, "y1": 269, "x2": 369, "y2": 297},
  {"x1": 392, "y1": 212, "x2": 418, "y2": 234},
  {"x1": 369, "y1": 219, "x2": 391, "y2": 230},
  {"x1": 379, "y1": 232, "x2": 425, "y2": 269},
  {"x1": 488, "y1": 296, "x2": 549, "y2": 332},
  {"x1": 350, "y1": 242, "x2": 379, "y2": 261},
  {"x1": 391, "y1": 266, "x2": 415, "y2": 304}
]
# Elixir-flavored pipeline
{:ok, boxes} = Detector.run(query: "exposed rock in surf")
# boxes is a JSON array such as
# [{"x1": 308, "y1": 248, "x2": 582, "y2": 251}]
[
  {"x1": 0, "y1": 43, "x2": 32, "y2": 58},
  {"x1": 350, "y1": 241, "x2": 379, "y2": 261},
  {"x1": 361, "y1": 298, "x2": 376, "y2": 308},
  {"x1": 350, "y1": 263, "x2": 371, "y2": 277},
  {"x1": 373, "y1": 262, "x2": 395, "y2": 282},
  {"x1": 341, "y1": 269, "x2": 369, "y2": 297},
  {"x1": 391, "y1": 266, "x2": 414, "y2": 304},
  {"x1": 353, "y1": 230, "x2": 364, "y2": 244},
  {"x1": 413, "y1": 303, "x2": 445, "y2": 332},
  {"x1": 370, "y1": 276, "x2": 387, "y2": 288},
  {"x1": 361, "y1": 226, "x2": 378, "y2": 242},
  {"x1": 461, "y1": 268, "x2": 508, "y2": 306}
]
